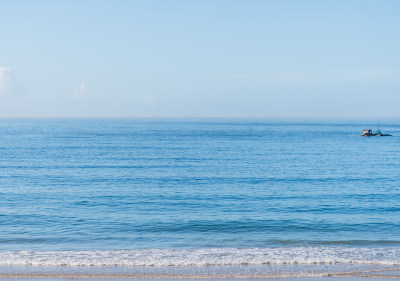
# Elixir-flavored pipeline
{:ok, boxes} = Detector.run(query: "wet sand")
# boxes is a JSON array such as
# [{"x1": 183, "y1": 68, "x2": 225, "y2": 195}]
[
  {"x1": 1, "y1": 274, "x2": 400, "y2": 281},
  {"x1": 1, "y1": 268, "x2": 400, "y2": 280}
]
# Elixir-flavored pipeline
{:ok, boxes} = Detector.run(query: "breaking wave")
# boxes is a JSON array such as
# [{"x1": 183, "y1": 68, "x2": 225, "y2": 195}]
[{"x1": 1, "y1": 247, "x2": 400, "y2": 267}]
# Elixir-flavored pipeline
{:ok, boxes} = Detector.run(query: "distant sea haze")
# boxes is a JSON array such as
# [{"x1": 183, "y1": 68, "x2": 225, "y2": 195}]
[{"x1": 0, "y1": 119, "x2": 399, "y2": 278}]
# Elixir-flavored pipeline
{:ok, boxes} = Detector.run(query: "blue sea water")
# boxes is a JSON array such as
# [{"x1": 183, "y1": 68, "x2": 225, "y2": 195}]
[{"x1": 0, "y1": 118, "x2": 399, "y2": 277}]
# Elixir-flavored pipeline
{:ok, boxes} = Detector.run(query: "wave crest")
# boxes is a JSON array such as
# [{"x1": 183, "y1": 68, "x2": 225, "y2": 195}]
[{"x1": 1, "y1": 247, "x2": 400, "y2": 267}]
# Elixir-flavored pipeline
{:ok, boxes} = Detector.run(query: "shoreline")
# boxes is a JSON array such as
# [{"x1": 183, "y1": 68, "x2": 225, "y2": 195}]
[
  {"x1": 0, "y1": 270, "x2": 400, "y2": 279},
  {"x1": 0, "y1": 276, "x2": 400, "y2": 280},
  {"x1": 0, "y1": 264, "x2": 400, "y2": 280}
]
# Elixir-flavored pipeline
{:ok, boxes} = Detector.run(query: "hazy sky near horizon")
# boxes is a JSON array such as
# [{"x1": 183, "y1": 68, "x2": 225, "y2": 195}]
[{"x1": 1, "y1": 0, "x2": 399, "y2": 118}]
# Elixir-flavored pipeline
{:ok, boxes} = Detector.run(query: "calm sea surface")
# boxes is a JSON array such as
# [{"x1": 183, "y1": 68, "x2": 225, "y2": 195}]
[{"x1": 0, "y1": 119, "x2": 399, "y2": 277}]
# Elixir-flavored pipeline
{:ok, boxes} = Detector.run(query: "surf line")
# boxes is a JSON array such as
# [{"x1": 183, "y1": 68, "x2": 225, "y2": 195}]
[{"x1": 328, "y1": 267, "x2": 400, "y2": 278}]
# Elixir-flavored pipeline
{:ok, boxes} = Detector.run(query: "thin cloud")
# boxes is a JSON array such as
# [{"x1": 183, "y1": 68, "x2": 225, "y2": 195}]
[
  {"x1": 0, "y1": 66, "x2": 24, "y2": 96},
  {"x1": 143, "y1": 96, "x2": 154, "y2": 104},
  {"x1": 221, "y1": 68, "x2": 400, "y2": 85},
  {"x1": 70, "y1": 82, "x2": 88, "y2": 101}
]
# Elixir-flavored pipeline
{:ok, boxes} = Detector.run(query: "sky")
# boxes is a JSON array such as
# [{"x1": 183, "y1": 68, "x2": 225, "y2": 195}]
[{"x1": 0, "y1": 0, "x2": 399, "y2": 118}]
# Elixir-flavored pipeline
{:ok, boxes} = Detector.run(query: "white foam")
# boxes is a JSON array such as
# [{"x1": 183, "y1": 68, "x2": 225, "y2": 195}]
[{"x1": 0, "y1": 247, "x2": 399, "y2": 267}]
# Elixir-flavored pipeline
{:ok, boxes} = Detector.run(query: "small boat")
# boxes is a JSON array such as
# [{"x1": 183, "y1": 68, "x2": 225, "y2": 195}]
[{"x1": 361, "y1": 128, "x2": 392, "y2": 136}]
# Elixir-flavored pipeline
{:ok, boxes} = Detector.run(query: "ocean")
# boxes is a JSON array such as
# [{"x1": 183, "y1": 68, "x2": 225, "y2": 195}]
[{"x1": 0, "y1": 118, "x2": 399, "y2": 278}]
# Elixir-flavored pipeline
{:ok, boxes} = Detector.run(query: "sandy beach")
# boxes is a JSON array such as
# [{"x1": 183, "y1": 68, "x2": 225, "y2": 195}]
[
  {"x1": 1, "y1": 276, "x2": 400, "y2": 281},
  {"x1": 1, "y1": 269, "x2": 400, "y2": 280}
]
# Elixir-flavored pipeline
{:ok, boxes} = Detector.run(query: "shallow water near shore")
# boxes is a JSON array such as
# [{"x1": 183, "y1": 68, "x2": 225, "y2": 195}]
[{"x1": 0, "y1": 118, "x2": 399, "y2": 277}]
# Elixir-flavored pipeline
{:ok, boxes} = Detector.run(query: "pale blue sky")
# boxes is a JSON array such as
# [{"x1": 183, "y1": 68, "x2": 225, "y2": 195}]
[{"x1": 1, "y1": 0, "x2": 399, "y2": 118}]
